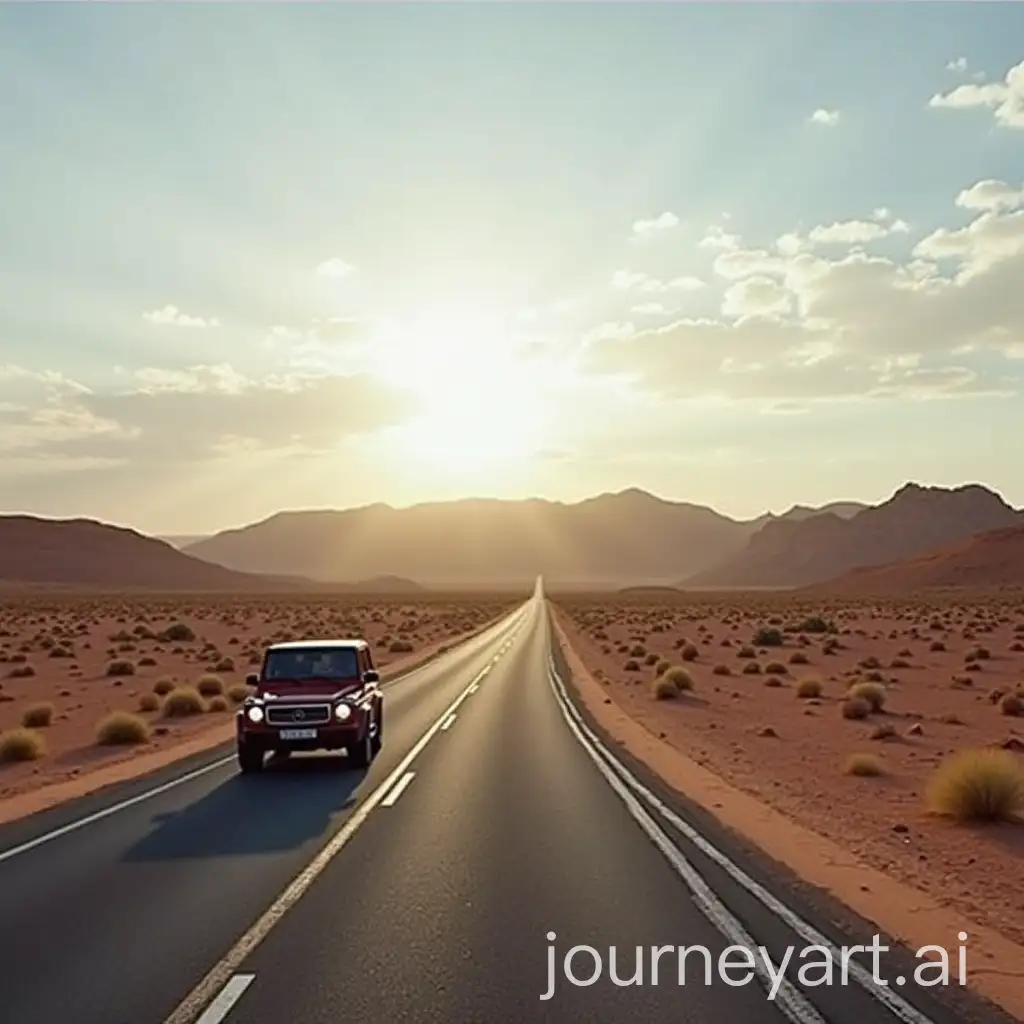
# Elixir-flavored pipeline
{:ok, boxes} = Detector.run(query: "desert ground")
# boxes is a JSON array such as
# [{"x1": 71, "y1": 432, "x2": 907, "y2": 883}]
[
  {"x1": 554, "y1": 589, "x2": 1024, "y2": 947},
  {"x1": 0, "y1": 592, "x2": 516, "y2": 802}
]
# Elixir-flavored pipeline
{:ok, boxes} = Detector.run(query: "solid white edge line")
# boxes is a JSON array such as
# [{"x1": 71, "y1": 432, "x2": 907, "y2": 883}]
[
  {"x1": 380, "y1": 771, "x2": 415, "y2": 807},
  {"x1": 161, "y1": 654, "x2": 503, "y2": 1024},
  {"x1": 547, "y1": 653, "x2": 938, "y2": 1024},
  {"x1": 194, "y1": 974, "x2": 256, "y2": 1024},
  {"x1": 545, "y1": 665, "x2": 823, "y2": 1024},
  {"x1": 0, "y1": 608, "x2": 527, "y2": 866},
  {"x1": 0, "y1": 755, "x2": 236, "y2": 866}
]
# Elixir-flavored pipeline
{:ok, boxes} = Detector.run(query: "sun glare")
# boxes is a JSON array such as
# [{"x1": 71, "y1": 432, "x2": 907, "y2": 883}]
[{"x1": 369, "y1": 311, "x2": 547, "y2": 473}]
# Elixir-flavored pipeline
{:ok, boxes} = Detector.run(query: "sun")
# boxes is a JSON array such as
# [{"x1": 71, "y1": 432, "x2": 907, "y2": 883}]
[{"x1": 368, "y1": 310, "x2": 546, "y2": 472}]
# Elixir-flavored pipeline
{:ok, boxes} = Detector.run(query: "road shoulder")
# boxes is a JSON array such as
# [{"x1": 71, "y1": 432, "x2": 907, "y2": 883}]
[{"x1": 549, "y1": 606, "x2": 1024, "y2": 1022}]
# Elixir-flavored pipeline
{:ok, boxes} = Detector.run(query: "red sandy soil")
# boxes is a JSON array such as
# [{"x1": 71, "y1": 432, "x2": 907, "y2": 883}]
[
  {"x1": 554, "y1": 592, "x2": 1024, "y2": 950},
  {"x1": 0, "y1": 593, "x2": 515, "y2": 807}
]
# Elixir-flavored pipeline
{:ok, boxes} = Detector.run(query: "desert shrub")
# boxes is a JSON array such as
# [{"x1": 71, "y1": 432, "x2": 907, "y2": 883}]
[
  {"x1": 207, "y1": 695, "x2": 229, "y2": 712},
  {"x1": 228, "y1": 683, "x2": 252, "y2": 704},
  {"x1": 754, "y1": 627, "x2": 783, "y2": 647},
  {"x1": 0, "y1": 728, "x2": 45, "y2": 762},
  {"x1": 106, "y1": 659, "x2": 135, "y2": 677},
  {"x1": 870, "y1": 723, "x2": 897, "y2": 741},
  {"x1": 389, "y1": 640, "x2": 414, "y2": 654},
  {"x1": 18, "y1": 698, "x2": 55, "y2": 728},
  {"x1": 926, "y1": 749, "x2": 1024, "y2": 822},
  {"x1": 660, "y1": 665, "x2": 694, "y2": 691},
  {"x1": 153, "y1": 677, "x2": 175, "y2": 696},
  {"x1": 196, "y1": 673, "x2": 224, "y2": 697},
  {"x1": 138, "y1": 656, "x2": 157, "y2": 667},
  {"x1": 630, "y1": 643, "x2": 646, "y2": 657},
  {"x1": 624, "y1": 659, "x2": 640, "y2": 671},
  {"x1": 139, "y1": 693, "x2": 160, "y2": 712},
  {"x1": 652, "y1": 676, "x2": 680, "y2": 700},
  {"x1": 848, "y1": 681, "x2": 886, "y2": 712},
  {"x1": 681, "y1": 643, "x2": 699, "y2": 662},
  {"x1": 712, "y1": 663, "x2": 731, "y2": 676},
  {"x1": 842, "y1": 697, "x2": 872, "y2": 720},
  {"x1": 796, "y1": 677, "x2": 822, "y2": 699},
  {"x1": 213, "y1": 657, "x2": 235, "y2": 673},
  {"x1": 737, "y1": 645, "x2": 756, "y2": 659},
  {"x1": 929, "y1": 640, "x2": 945, "y2": 652},
  {"x1": 7, "y1": 664, "x2": 35, "y2": 678},
  {"x1": 1000, "y1": 693, "x2": 1023, "y2": 716},
  {"x1": 161, "y1": 686, "x2": 206, "y2": 718},
  {"x1": 845, "y1": 753, "x2": 884, "y2": 777},
  {"x1": 798, "y1": 616, "x2": 833, "y2": 634},
  {"x1": 742, "y1": 661, "x2": 762, "y2": 675},
  {"x1": 789, "y1": 651, "x2": 809, "y2": 665},
  {"x1": 96, "y1": 712, "x2": 150, "y2": 745},
  {"x1": 162, "y1": 622, "x2": 195, "y2": 642},
  {"x1": 764, "y1": 676, "x2": 783, "y2": 688},
  {"x1": 764, "y1": 661, "x2": 786, "y2": 674}
]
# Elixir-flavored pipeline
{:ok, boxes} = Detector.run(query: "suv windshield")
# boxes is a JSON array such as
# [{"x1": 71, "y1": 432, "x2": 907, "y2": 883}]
[{"x1": 263, "y1": 647, "x2": 360, "y2": 681}]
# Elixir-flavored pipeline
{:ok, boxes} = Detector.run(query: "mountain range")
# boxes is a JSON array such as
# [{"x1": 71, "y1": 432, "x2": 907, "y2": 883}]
[{"x1": 3, "y1": 483, "x2": 1021, "y2": 593}]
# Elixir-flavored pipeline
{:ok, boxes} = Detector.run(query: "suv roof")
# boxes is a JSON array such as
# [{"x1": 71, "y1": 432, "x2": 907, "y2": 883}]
[{"x1": 266, "y1": 639, "x2": 369, "y2": 652}]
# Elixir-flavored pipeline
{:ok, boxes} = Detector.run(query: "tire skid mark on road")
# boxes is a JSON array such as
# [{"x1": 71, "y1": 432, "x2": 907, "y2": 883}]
[{"x1": 547, "y1": 654, "x2": 937, "y2": 1024}]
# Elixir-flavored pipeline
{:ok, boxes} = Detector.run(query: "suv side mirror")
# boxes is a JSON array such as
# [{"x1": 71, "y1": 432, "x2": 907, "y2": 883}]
[
  {"x1": 363, "y1": 669, "x2": 380, "y2": 684},
  {"x1": 246, "y1": 673, "x2": 260, "y2": 686}
]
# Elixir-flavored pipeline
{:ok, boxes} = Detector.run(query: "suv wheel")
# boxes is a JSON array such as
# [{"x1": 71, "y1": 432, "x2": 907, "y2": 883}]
[
  {"x1": 370, "y1": 705, "x2": 384, "y2": 754},
  {"x1": 237, "y1": 739, "x2": 265, "y2": 774},
  {"x1": 349, "y1": 721, "x2": 375, "y2": 769}
]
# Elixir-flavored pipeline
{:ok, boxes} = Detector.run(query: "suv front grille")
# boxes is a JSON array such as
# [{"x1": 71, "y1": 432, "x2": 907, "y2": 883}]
[{"x1": 266, "y1": 703, "x2": 332, "y2": 726}]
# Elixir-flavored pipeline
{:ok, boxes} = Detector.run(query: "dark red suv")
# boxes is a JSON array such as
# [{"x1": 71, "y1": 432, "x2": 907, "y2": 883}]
[{"x1": 236, "y1": 638, "x2": 384, "y2": 773}]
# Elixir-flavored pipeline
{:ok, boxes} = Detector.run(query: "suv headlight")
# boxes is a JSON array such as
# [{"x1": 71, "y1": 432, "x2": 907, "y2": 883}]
[
  {"x1": 246, "y1": 704, "x2": 264, "y2": 723},
  {"x1": 334, "y1": 702, "x2": 352, "y2": 721}
]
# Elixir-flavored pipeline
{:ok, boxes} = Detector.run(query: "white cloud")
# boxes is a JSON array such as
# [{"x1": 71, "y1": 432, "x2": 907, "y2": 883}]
[
  {"x1": 142, "y1": 305, "x2": 219, "y2": 328},
  {"x1": 807, "y1": 217, "x2": 909, "y2": 245},
  {"x1": 929, "y1": 58, "x2": 1024, "y2": 128},
  {"x1": 631, "y1": 211, "x2": 680, "y2": 239},
  {"x1": 955, "y1": 179, "x2": 1024, "y2": 213},
  {"x1": 611, "y1": 270, "x2": 705, "y2": 293},
  {"x1": 722, "y1": 276, "x2": 793, "y2": 319},
  {"x1": 808, "y1": 108, "x2": 840, "y2": 127},
  {"x1": 0, "y1": 364, "x2": 414, "y2": 465},
  {"x1": 699, "y1": 225, "x2": 740, "y2": 250},
  {"x1": 582, "y1": 177, "x2": 1024, "y2": 404},
  {"x1": 631, "y1": 302, "x2": 670, "y2": 316},
  {"x1": 946, "y1": 57, "x2": 968, "y2": 73},
  {"x1": 315, "y1": 257, "x2": 356, "y2": 279}
]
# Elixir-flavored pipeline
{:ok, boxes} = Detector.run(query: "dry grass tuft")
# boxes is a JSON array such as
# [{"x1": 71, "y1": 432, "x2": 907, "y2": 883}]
[{"x1": 926, "y1": 748, "x2": 1024, "y2": 823}]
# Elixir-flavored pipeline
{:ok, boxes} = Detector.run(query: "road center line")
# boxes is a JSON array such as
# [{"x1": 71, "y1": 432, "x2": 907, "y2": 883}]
[
  {"x1": 440, "y1": 713, "x2": 457, "y2": 731},
  {"x1": 194, "y1": 973, "x2": 255, "y2": 1024},
  {"x1": 381, "y1": 771, "x2": 416, "y2": 806},
  {"x1": 0, "y1": 615, "x2": 523, "y2": 866},
  {"x1": 161, "y1": 655, "x2": 501, "y2": 1024}
]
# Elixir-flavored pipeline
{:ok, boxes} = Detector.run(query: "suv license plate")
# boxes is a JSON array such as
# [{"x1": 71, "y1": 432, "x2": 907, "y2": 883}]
[{"x1": 278, "y1": 728, "x2": 318, "y2": 740}]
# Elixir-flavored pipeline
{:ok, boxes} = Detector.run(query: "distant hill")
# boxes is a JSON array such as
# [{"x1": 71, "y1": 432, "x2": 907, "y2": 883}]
[
  {"x1": 687, "y1": 484, "x2": 1023, "y2": 589},
  {"x1": 806, "y1": 524, "x2": 1024, "y2": 595},
  {"x1": 0, "y1": 516, "x2": 301, "y2": 591},
  {"x1": 185, "y1": 489, "x2": 767, "y2": 586},
  {"x1": 753, "y1": 500, "x2": 867, "y2": 526},
  {"x1": 159, "y1": 534, "x2": 210, "y2": 549}
]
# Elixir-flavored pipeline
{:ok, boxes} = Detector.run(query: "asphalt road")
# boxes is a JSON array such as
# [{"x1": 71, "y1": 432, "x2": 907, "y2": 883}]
[{"x1": 0, "y1": 584, "x2": 1012, "y2": 1024}]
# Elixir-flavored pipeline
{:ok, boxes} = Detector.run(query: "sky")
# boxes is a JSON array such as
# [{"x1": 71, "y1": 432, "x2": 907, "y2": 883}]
[{"x1": 2, "y1": 3, "x2": 1024, "y2": 536}]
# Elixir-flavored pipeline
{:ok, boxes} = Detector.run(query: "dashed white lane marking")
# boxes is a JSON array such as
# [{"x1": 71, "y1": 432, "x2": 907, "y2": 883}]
[
  {"x1": 194, "y1": 973, "x2": 255, "y2": 1024},
  {"x1": 161, "y1": 653, "x2": 503, "y2": 1024},
  {"x1": 0, "y1": 615, "x2": 525, "y2": 866},
  {"x1": 440, "y1": 713, "x2": 457, "y2": 731},
  {"x1": 380, "y1": 771, "x2": 416, "y2": 807}
]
